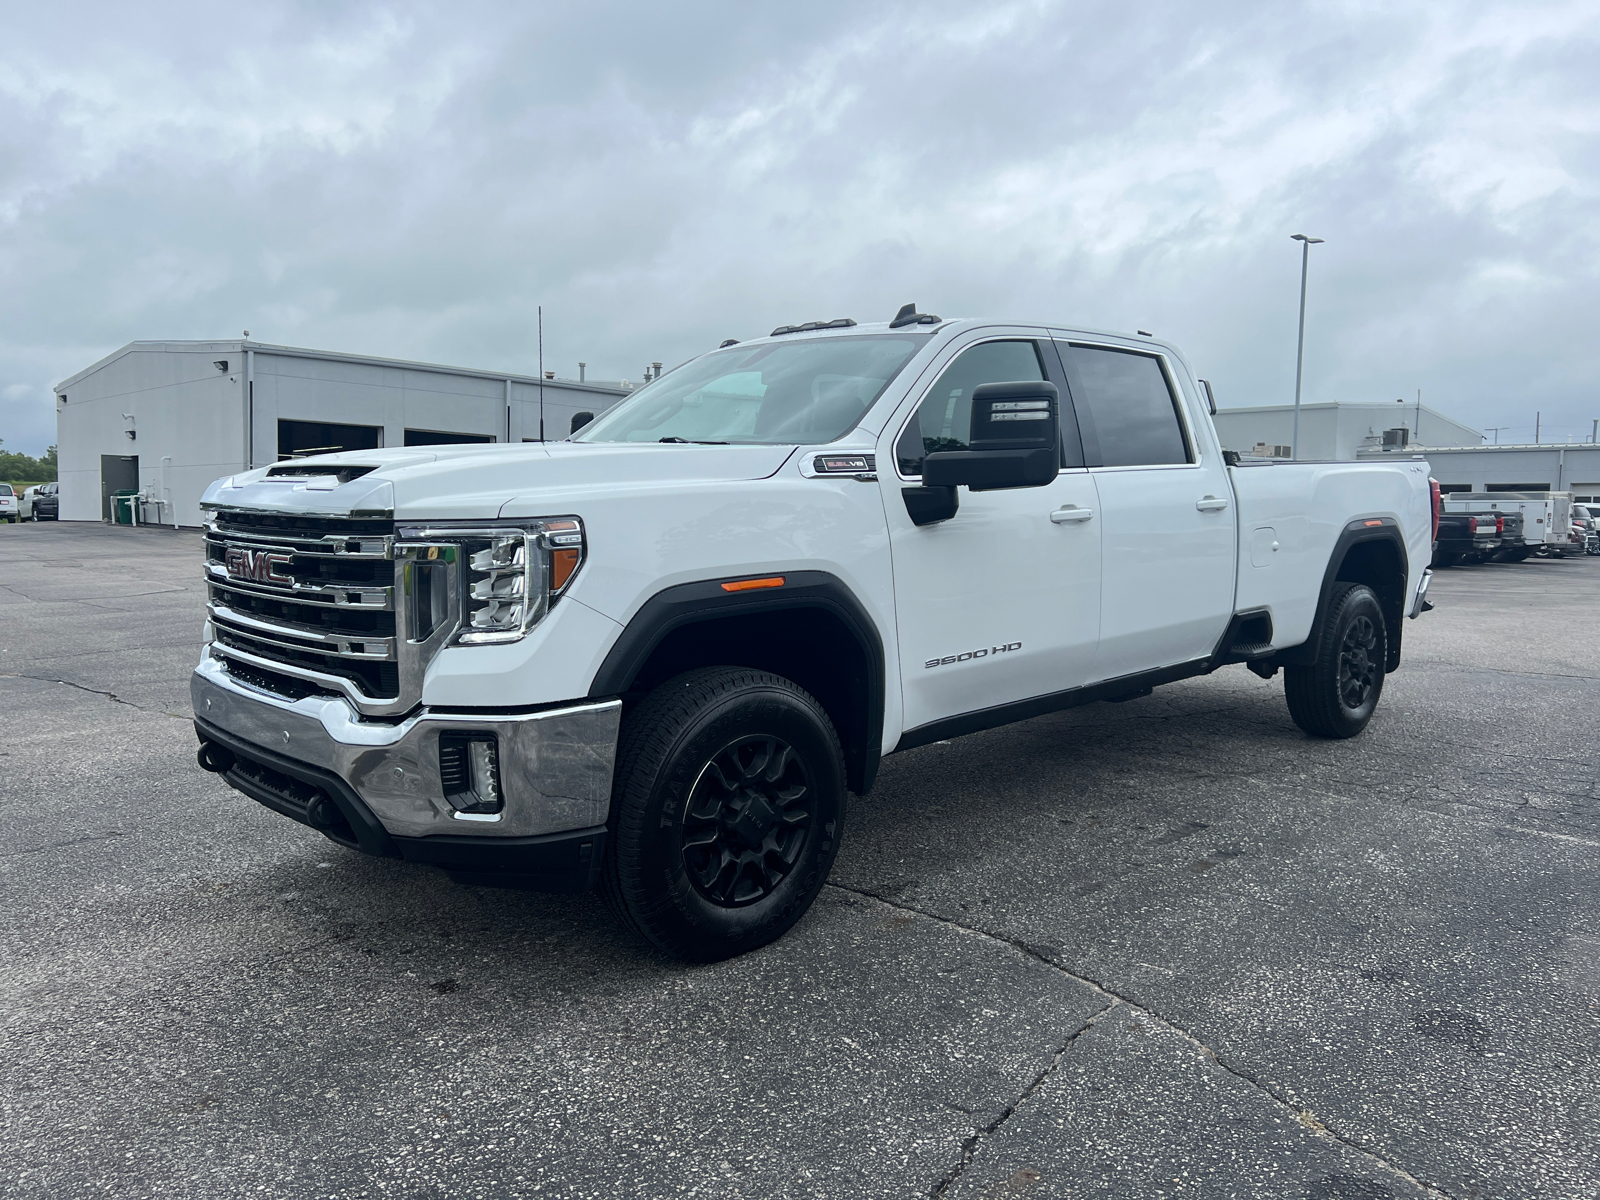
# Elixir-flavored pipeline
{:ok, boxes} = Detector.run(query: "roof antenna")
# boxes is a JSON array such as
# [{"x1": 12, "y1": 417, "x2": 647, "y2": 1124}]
[{"x1": 889, "y1": 302, "x2": 941, "y2": 329}]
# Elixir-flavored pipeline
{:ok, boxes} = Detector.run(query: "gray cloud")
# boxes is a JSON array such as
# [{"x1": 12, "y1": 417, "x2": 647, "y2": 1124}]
[{"x1": 3, "y1": 0, "x2": 1598, "y2": 453}]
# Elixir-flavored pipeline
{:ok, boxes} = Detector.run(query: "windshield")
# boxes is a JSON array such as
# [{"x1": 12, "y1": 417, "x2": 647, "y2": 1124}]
[{"x1": 575, "y1": 334, "x2": 926, "y2": 445}]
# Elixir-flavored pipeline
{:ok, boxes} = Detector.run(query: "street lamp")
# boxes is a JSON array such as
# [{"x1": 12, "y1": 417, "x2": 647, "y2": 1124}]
[{"x1": 1290, "y1": 233, "x2": 1324, "y2": 460}]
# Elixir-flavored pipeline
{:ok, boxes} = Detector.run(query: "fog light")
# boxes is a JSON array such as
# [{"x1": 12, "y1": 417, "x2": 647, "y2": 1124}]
[{"x1": 438, "y1": 733, "x2": 503, "y2": 818}]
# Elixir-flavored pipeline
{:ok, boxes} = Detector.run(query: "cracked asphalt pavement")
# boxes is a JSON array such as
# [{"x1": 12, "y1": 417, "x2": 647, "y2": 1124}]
[{"x1": 3, "y1": 523, "x2": 1598, "y2": 1199}]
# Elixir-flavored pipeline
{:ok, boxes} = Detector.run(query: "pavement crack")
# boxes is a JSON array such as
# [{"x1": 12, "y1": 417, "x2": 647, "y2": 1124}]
[
  {"x1": 930, "y1": 998, "x2": 1121, "y2": 1198},
  {"x1": 3, "y1": 672, "x2": 186, "y2": 720},
  {"x1": 826, "y1": 881, "x2": 1457, "y2": 1200}
]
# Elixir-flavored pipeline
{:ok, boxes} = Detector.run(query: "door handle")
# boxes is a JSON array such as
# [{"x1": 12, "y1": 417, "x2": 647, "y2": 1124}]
[
  {"x1": 1050, "y1": 506, "x2": 1094, "y2": 523},
  {"x1": 1196, "y1": 495, "x2": 1230, "y2": 512}
]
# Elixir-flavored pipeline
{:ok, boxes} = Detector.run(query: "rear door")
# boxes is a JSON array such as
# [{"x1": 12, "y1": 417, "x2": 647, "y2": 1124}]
[
  {"x1": 881, "y1": 333, "x2": 1101, "y2": 735},
  {"x1": 1052, "y1": 338, "x2": 1236, "y2": 682}
]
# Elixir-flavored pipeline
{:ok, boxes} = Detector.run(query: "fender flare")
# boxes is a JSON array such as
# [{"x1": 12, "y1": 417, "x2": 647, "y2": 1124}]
[
  {"x1": 588, "y1": 570, "x2": 886, "y2": 794},
  {"x1": 1275, "y1": 519, "x2": 1410, "y2": 671}
]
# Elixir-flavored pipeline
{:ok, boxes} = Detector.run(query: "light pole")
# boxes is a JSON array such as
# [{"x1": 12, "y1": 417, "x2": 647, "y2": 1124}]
[{"x1": 1290, "y1": 234, "x2": 1324, "y2": 460}]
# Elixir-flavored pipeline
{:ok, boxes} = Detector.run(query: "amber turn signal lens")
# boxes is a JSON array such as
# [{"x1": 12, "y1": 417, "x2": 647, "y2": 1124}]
[
  {"x1": 720, "y1": 576, "x2": 785, "y2": 592},
  {"x1": 551, "y1": 548, "x2": 581, "y2": 591}
]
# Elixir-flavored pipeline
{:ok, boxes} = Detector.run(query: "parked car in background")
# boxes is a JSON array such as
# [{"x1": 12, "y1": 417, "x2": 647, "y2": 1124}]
[
  {"x1": 1571, "y1": 505, "x2": 1600, "y2": 555},
  {"x1": 1446, "y1": 491, "x2": 1572, "y2": 559},
  {"x1": 0, "y1": 484, "x2": 18, "y2": 523},
  {"x1": 27, "y1": 482, "x2": 59, "y2": 521},
  {"x1": 1433, "y1": 510, "x2": 1499, "y2": 567},
  {"x1": 1493, "y1": 511, "x2": 1528, "y2": 561}
]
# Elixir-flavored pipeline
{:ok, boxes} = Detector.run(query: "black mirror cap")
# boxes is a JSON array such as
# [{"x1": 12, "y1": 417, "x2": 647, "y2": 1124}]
[
  {"x1": 902, "y1": 485, "x2": 958, "y2": 526},
  {"x1": 967, "y1": 380, "x2": 1059, "y2": 451},
  {"x1": 570, "y1": 411, "x2": 595, "y2": 434},
  {"x1": 923, "y1": 446, "x2": 1059, "y2": 490}
]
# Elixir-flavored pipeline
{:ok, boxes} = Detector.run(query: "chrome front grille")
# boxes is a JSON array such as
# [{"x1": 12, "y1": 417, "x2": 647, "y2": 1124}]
[{"x1": 205, "y1": 510, "x2": 412, "y2": 711}]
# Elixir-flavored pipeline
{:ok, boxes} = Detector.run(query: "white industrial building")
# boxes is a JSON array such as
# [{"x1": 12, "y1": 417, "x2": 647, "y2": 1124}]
[
  {"x1": 53, "y1": 339, "x2": 633, "y2": 527},
  {"x1": 1213, "y1": 398, "x2": 1600, "y2": 503},
  {"x1": 1211, "y1": 400, "x2": 1484, "y2": 461},
  {"x1": 1357, "y1": 442, "x2": 1600, "y2": 505}
]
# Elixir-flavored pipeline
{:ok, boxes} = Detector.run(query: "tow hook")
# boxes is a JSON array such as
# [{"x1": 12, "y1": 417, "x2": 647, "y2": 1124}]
[{"x1": 196, "y1": 741, "x2": 235, "y2": 774}]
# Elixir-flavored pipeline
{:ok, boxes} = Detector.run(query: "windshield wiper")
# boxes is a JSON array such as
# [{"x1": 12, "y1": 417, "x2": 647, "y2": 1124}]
[{"x1": 658, "y1": 437, "x2": 730, "y2": 444}]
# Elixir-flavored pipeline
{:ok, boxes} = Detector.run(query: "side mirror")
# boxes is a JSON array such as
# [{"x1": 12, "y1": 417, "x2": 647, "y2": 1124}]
[
  {"x1": 921, "y1": 381, "x2": 1061, "y2": 491},
  {"x1": 570, "y1": 411, "x2": 594, "y2": 434}
]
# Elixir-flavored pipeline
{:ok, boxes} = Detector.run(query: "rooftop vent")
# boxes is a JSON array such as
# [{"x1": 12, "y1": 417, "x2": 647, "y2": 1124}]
[{"x1": 1382, "y1": 427, "x2": 1410, "y2": 448}]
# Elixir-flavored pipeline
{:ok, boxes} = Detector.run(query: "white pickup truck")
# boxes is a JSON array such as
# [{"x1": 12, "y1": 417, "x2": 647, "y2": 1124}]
[{"x1": 192, "y1": 306, "x2": 1438, "y2": 960}]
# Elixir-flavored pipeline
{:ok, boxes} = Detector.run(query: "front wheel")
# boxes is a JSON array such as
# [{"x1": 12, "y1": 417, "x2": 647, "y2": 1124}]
[
  {"x1": 1284, "y1": 582, "x2": 1387, "y2": 739},
  {"x1": 601, "y1": 667, "x2": 847, "y2": 961}
]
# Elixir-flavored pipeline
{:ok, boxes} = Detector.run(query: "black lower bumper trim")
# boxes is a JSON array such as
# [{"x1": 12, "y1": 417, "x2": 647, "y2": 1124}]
[{"x1": 195, "y1": 717, "x2": 607, "y2": 894}]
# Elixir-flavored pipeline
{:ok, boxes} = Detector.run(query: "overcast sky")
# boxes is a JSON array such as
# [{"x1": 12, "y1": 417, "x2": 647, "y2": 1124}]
[{"x1": 2, "y1": 0, "x2": 1597, "y2": 454}]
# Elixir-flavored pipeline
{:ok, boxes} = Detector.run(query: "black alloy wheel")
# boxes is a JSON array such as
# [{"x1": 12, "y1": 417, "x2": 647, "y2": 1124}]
[
  {"x1": 1337, "y1": 612, "x2": 1381, "y2": 712},
  {"x1": 681, "y1": 735, "x2": 815, "y2": 907},
  {"x1": 1284, "y1": 581, "x2": 1387, "y2": 739},
  {"x1": 602, "y1": 666, "x2": 846, "y2": 961}
]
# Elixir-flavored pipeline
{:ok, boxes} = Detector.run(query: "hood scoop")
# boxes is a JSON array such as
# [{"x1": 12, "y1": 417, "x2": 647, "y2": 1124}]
[{"x1": 267, "y1": 463, "x2": 379, "y2": 485}]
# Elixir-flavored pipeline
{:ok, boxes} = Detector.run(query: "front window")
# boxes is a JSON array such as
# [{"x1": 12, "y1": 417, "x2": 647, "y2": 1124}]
[{"x1": 575, "y1": 335, "x2": 926, "y2": 445}]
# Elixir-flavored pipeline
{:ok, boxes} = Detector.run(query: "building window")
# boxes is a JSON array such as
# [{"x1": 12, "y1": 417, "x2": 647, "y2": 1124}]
[
  {"x1": 278, "y1": 420, "x2": 381, "y2": 459},
  {"x1": 1438, "y1": 484, "x2": 1474, "y2": 493},
  {"x1": 1486, "y1": 482, "x2": 1551, "y2": 492},
  {"x1": 403, "y1": 429, "x2": 494, "y2": 447}
]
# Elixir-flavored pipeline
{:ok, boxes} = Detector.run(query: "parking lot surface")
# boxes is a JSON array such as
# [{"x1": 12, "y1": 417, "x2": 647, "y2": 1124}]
[{"x1": 2, "y1": 523, "x2": 1597, "y2": 1200}]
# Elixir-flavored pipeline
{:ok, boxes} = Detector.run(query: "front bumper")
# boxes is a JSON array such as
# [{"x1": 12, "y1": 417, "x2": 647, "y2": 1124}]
[{"x1": 192, "y1": 652, "x2": 622, "y2": 890}]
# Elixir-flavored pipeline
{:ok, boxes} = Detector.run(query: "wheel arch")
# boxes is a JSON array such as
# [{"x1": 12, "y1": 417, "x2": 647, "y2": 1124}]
[
  {"x1": 588, "y1": 571, "x2": 886, "y2": 795},
  {"x1": 1278, "y1": 521, "x2": 1409, "y2": 672}
]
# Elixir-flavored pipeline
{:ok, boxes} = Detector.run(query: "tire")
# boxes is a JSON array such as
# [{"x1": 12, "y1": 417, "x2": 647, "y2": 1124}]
[
  {"x1": 1284, "y1": 582, "x2": 1387, "y2": 739},
  {"x1": 601, "y1": 666, "x2": 847, "y2": 962},
  {"x1": 1432, "y1": 550, "x2": 1460, "y2": 568}
]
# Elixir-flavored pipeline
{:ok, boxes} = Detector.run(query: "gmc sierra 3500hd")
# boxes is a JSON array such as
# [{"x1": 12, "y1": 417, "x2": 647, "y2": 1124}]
[{"x1": 192, "y1": 305, "x2": 1439, "y2": 961}]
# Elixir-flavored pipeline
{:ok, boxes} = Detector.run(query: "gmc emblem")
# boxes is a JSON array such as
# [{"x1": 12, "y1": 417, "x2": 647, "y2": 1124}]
[{"x1": 225, "y1": 548, "x2": 294, "y2": 586}]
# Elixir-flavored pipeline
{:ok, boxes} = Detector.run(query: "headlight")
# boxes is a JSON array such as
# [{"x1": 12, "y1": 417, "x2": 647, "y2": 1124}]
[{"x1": 395, "y1": 517, "x2": 585, "y2": 647}]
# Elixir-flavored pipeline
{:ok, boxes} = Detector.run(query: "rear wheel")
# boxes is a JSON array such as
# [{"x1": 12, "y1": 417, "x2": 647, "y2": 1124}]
[
  {"x1": 1432, "y1": 550, "x2": 1460, "y2": 568},
  {"x1": 1284, "y1": 582, "x2": 1387, "y2": 739},
  {"x1": 601, "y1": 667, "x2": 846, "y2": 961}
]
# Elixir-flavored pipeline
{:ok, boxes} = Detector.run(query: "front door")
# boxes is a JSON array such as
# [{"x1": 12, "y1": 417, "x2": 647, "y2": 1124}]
[
  {"x1": 1053, "y1": 338, "x2": 1236, "y2": 682},
  {"x1": 882, "y1": 334, "x2": 1102, "y2": 737}
]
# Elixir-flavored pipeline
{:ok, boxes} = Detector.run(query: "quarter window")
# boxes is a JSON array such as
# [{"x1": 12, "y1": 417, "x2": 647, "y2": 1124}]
[
  {"x1": 896, "y1": 340, "x2": 1056, "y2": 476},
  {"x1": 1063, "y1": 345, "x2": 1190, "y2": 467}
]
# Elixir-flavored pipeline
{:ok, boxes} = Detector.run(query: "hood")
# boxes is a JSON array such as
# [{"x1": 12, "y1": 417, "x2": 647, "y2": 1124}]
[{"x1": 200, "y1": 441, "x2": 797, "y2": 520}]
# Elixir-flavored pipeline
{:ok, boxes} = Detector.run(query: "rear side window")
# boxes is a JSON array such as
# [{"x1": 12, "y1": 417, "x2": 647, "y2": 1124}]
[
  {"x1": 0, "y1": 484, "x2": 13, "y2": 496},
  {"x1": 1062, "y1": 344, "x2": 1190, "y2": 467}
]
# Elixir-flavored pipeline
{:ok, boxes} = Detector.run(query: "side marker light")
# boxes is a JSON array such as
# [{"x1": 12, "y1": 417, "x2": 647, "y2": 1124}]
[{"x1": 721, "y1": 576, "x2": 786, "y2": 592}]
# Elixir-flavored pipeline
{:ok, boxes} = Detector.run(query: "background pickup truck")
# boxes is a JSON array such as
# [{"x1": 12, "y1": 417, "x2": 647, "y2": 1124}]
[
  {"x1": 1433, "y1": 510, "x2": 1501, "y2": 567},
  {"x1": 192, "y1": 308, "x2": 1437, "y2": 960}
]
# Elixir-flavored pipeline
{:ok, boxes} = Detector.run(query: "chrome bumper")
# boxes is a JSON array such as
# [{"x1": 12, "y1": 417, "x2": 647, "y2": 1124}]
[{"x1": 191, "y1": 653, "x2": 621, "y2": 838}]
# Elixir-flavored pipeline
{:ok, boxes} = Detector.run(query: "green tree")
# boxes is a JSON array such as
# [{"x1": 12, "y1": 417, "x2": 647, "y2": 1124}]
[{"x1": 0, "y1": 439, "x2": 58, "y2": 484}]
